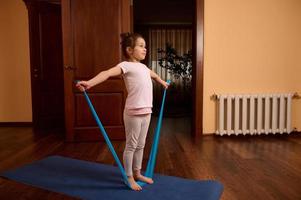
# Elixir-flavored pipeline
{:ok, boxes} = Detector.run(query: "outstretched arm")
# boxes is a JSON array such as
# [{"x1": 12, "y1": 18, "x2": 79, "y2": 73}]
[
  {"x1": 76, "y1": 66, "x2": 122, "y2": 91},
  {"x1": 150, "y1": 70, "x2": 169, "y2": 89}
]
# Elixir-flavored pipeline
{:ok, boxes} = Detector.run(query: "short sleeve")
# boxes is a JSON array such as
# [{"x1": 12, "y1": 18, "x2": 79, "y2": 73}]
[{"x1": 117, "y1": 61, "x2": 130, "y2": 74}]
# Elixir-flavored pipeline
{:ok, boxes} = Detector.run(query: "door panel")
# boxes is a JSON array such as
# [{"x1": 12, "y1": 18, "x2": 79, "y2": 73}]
[
  {"x1": 62, "y1": 0, "x2": 131, "y2": 141},
  {"x1": 75, "y1": 93, "x2": 124, "y2": 126}
]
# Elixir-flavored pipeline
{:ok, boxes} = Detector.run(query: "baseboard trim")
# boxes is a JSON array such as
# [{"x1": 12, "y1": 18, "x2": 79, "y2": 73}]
[{"x1": 0, "y1": 122, "x2": 33, "y2": 127}]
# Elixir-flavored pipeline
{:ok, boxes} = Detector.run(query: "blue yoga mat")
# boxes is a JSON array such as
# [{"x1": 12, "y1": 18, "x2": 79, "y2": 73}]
[{"x1": 1, "y1": 156, "x2": 223, "y2": 200}]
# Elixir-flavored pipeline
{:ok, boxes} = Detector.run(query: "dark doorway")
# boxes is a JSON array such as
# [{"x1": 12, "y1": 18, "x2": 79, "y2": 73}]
[
  {"x1": 133, "y1": 0, "x2": 195, "y2": 127},
  {"x1": 24, "y1": 1, "x2": 65, "y2": 132}
]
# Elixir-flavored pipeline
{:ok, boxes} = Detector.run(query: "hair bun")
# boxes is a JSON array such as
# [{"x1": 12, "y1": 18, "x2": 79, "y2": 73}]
[{"x1": 120, "y1": 32, "x2": 131, "y2": 40}]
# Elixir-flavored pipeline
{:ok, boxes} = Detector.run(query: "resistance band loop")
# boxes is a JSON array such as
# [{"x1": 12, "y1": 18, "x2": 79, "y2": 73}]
[{"x1": 81, "y1": 80, "x2": 170, "y2": 188}]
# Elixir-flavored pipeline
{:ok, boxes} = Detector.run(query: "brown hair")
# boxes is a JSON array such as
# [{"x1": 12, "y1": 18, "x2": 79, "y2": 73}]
[{"x1": 120, "y1": 32, "x2": 143, "y2": 58}]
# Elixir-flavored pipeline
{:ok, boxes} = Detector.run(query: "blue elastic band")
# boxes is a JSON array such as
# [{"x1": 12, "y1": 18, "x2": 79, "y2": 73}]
[
  {"x1": 82, "y1": 90, "x2": 130, "y2": 187},
  {"x1": 144, "y1": 80, "x2": 170, "y2": 178},
  {"x1": 79, "y1": 80, "x2": 170, "y2": 188}
]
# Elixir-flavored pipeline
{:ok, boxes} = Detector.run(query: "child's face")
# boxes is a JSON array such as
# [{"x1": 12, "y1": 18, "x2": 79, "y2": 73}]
[{"x1": 129, "y1": 38, "x2": 146, "y2": 62}]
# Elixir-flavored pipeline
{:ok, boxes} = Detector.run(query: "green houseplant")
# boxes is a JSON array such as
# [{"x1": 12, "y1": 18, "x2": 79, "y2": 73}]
[
  {"x1": 157, "y1": 43, "x2": 192, "y2": 116},
  {"x1": 157, "y1": 43, "x2": 192, "y2": 88}
]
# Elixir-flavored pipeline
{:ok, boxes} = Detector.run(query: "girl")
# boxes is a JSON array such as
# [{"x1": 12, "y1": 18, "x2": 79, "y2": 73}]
[{"x1": 76, "y1": 33, "x2": 169, "y2": 191}]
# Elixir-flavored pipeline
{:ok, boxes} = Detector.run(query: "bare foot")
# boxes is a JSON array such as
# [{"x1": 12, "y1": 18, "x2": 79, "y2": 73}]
[
  {"x1": 134, "y1": 174, "x2": 154, "y2": 184},
  {"x1": 127, "y1": 176, "x2": 142, "y2": 191}
]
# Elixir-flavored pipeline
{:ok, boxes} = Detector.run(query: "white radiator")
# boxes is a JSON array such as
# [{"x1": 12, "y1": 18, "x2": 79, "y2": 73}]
[{"x1": 215, "y1": 94, "x2": 293, "y2": 136}]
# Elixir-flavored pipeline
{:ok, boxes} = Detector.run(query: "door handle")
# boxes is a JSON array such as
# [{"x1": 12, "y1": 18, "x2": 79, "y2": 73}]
[{"x1": 64, "y1": 65, "x2": 76, "y2": 70}]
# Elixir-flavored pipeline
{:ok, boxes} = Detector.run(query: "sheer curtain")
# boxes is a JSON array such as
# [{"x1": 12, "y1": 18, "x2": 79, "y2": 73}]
[{"x1": 147, "y1": 27, "x2": 192, "y2": 109}]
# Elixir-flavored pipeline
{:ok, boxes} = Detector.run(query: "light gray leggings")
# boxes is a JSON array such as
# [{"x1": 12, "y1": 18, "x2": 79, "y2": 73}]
[{"x1": 123, "y1": 112, "x2": 151, "y2": 176}]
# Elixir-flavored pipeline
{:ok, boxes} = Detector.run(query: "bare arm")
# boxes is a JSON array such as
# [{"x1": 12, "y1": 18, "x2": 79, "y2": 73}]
[
  {"x1": 150, "y1": 70, "x2": 169, "y2": 89},
  {"x1": 76, "y1": 66, "x2": 122, "y2": 91}
]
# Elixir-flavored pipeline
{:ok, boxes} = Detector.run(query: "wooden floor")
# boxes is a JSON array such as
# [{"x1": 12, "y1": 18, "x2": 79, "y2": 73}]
[{"x1": 1, "y1": 118, "x2": 301, "y2": 200}]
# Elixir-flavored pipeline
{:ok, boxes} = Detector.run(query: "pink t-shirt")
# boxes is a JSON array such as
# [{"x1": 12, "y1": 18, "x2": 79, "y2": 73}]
[{"x1": 118, "y1": 61, "x2": 153, "y2": 115}]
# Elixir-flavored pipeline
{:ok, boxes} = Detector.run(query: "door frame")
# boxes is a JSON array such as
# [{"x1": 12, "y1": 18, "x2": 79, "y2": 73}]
[
  {"x1": 133, "y1": 0, "x2": 204, "y2": 137},
  {"x1": 192, "y1": 0, "x2": 204, "y2": 137}
]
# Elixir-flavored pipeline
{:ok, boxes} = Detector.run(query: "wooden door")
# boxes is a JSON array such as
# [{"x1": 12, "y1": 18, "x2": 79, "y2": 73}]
[
  {"x1": 24, "y1": 1, "x2": 65, "y2": 131},
  {"x1": 62, "y1": 0, "x2": 131, "y2": 142}
]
